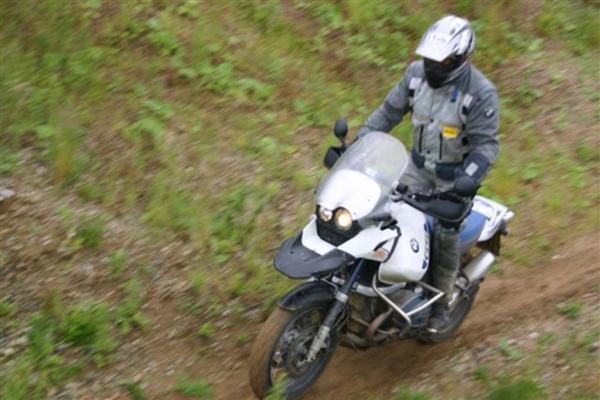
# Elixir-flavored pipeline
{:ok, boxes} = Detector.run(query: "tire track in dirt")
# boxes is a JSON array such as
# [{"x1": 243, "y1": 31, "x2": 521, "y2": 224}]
[
  {"x1": 299, "y1": 234, "x2": 600, "y2": 400},
  {"x1": 213, "y1": 233, "x2": 599, "y2": 399}
]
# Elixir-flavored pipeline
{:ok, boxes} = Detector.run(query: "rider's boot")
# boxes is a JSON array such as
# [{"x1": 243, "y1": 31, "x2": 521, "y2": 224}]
[
  {"x1": 428, "y1": 303, "x2": 450, "y2": 333},
  {"x1": 427, "y1": 221, "x2": 461, "y2": 333}
]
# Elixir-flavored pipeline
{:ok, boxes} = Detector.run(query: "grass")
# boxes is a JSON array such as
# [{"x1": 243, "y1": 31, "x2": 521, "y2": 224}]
[
  {"x1": 198, "y1": 322, "x2": 215, "y2": 339},
  {"x1": 107, "y1": 250, "x2": 129, "y2": 278},
  {"x1": 175, "y1": 376, "x2": 213, "y2": 399},
  {"x1": 393, "y1": 387, "x2": 435, "y2": 400},
  {"x1": 557, "y1": 299, "x2": 584, "y2": 320},
  {"x1": 486, "y1": 378, "x2": 545, "y2": 400},
  {"x1": 119, "y1": 380, "x2": 148, "y2": 400},
  {"x1": 0, "y1": 297, "x2": 115, "y2": 399},
  {"x1": 75, "y1": 216, "x2": 106, "y2": 249},
  {"x1": 115, "y1": 279, "x2": 149, "y2": 335},
  {"x1": 1, "y1": 0, "x2": 599, "y2": 398},
  {"x1": 0, "y1": 298, "x2": 16, "y2": 317}
]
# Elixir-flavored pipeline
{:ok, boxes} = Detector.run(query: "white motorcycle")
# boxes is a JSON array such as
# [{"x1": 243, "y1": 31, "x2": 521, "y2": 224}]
[{"x1": 249, "y1": 120, "x2": 514, "y2": 399}]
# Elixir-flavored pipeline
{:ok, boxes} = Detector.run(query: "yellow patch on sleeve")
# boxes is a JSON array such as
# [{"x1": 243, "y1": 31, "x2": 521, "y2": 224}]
[{"x1": 442, "y1": 125, "x2": 459, "y2": 139}]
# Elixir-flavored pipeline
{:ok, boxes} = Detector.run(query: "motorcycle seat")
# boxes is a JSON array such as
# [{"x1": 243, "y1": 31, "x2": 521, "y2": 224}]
[{"x1": 459, "y1": 210, "x2": 487, "y2": 253}]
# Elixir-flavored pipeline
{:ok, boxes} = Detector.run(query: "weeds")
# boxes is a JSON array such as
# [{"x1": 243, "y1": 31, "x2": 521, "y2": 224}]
[
  {"x1": 107, "y1": 250, "x2": 129, "y2": 278},
  {"x1": 198, "y1": 322, "x2": 214, "y2": 339},
  {"x1": 266, "y1": 374, "x2": 287, "y2": 400},
  {"x1": 120, "y1": 380, "x2": 147, "y2": 400},
  {"x1": 0, "y1": 298, "x2": 16, "y2": 317},
  {"x1": 486, "y1": 378, "x2": 544, "y2": 400},
  {"x1": 75, "y1": 216, "x2": 106, "y2": 249},
  {"x1": 393, "y1": 387, "x2": 434, "y2": 400},
  {"x1": 175, "y1": 376, "x2": 213, "y2": 399},
  {"x1": 115, "y1": 279, "x2": 149, "y2": 335},
  {"x1": 61, "y1": 301, "x2": 117, "y2": 361},
  {"x1": 189, "y1": 268, "x2": 208, "y2": 294},
  {"x1": 498, "y1": 339, "x2": 524, "y2": 361},
  {"x1": 556, "y1": 299, "x2": 583, "y2": 320}
]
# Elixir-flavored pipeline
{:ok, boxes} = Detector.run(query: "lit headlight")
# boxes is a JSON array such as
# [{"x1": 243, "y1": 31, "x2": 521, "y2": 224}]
[
  {"x1": 318, "y1": 206, "x2": 333, "y2": 222},
  {"x1": 334, "y1": 208, "x2": 353, "y2": 231}
]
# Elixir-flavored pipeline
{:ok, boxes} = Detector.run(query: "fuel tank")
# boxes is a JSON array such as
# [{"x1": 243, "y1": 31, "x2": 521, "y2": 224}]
[{"x1": 378, "y1": 202, "x2": 429, "y2": 284}]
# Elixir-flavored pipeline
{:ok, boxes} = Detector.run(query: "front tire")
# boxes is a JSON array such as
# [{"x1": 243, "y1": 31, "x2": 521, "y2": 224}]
[{"x1": 249, "y1": 305, "x2": 337, "y2": 399}]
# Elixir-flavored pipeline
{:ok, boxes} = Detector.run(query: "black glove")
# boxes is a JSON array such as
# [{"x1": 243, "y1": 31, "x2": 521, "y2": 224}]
[
  {"x1": 453, "y1": 174, "x2": 479, "y2": 197},
  {"x1": 454, "y1": 152, "x2": 490, "y2": 197}
]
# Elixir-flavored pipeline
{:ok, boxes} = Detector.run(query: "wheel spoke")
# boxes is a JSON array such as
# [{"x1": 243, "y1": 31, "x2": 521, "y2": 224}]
[{"x1": 268, "y1": 307, "x2": 327, "y2": 381}]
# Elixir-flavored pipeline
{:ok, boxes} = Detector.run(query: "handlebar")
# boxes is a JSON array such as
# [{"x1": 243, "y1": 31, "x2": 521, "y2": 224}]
[{"x1": 392, "y1": 185, "x2": 472, "y2": 224}]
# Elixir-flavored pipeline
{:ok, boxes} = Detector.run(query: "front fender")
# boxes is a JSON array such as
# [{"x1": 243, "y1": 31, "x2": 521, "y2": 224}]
[
  {"x1": 277, "y1": 281, "x2": 335, "y2": 312},
  {"x1": 274, "y1": 234, "x2": 352, "y2": 279}
]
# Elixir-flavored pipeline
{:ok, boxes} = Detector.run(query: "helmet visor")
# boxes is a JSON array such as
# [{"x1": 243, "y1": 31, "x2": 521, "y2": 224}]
[
  {"x1": 423, "y1": 55, "x2": 465, "y2": 88},
  {"x1": 423, "y1": 56, "x2": 462, "y2": 74}
]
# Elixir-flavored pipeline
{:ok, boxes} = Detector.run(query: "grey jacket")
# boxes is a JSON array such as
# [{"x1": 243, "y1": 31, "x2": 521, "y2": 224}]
[{"x1": 359, "y1": 61, "x2": 500, "y2": 183}]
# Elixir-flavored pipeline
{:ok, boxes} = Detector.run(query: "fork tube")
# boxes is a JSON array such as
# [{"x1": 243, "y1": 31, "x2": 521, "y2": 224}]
[{"x1": 306, "y1": 260, "x2": 365, "y2": 361}]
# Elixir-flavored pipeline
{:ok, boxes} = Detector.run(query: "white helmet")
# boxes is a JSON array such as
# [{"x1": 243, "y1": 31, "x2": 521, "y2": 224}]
[{"x1": 415, "y1": 15, "x2": 475, "y2": 88}]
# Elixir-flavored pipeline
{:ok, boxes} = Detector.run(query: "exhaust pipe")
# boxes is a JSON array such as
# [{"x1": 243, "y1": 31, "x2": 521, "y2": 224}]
[{"x1": 463, "y1": 250, "x2": 495, "y2": 283}]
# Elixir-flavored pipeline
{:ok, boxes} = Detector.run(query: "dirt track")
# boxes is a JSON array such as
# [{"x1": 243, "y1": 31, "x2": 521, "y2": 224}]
[
  {"x1": 212, "y1": 233, "x2": 599, "y2": 400},
  {"x1": 2, "y1": 180, "x2": 598, "y2": 399}
]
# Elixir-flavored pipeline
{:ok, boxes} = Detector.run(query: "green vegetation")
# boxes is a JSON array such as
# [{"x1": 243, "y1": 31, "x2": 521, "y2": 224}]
[
  {"x1": 1, "y1": 0, "x2": 598, "y2": 398},
  {"x1": 0, "y1": 298, "x2": 16, "y2": 317},
  {"x1": 394, "y1": 387, "x2": 435, "y2": 400},
  {"x1": 119, "y1": 380, "x2": 148, "y2": 400},
  {"x1": 198, "y1": 322, "x2": 215, "y2": 339},
  {"x1": 557, "y1": 299, "x2": 583, "y2": 320},
  {"x1": 115, "y1": 279, "x2": 150, "y2": 334},
  {"x1": 498, "y1": 338, "x2": 524, "y2": 361},
  {"x1": 266, "y1": 374, "x2": 288, "y2": 400},
  {"x1": 486, "y1": 378, "x2": 545, "y2": 400},
  {"x1": 107, "y1": 250, "x2": 130, "y2": 278},
  {"x1": 175, "y1": 376, "x2": 213, "y2": 399},
  {"x1": 0, "y1": 297, "x2": 113, "y2": 399},
  {"x1": 75, "y1": 216, "x2": 106, "y2": 249}
]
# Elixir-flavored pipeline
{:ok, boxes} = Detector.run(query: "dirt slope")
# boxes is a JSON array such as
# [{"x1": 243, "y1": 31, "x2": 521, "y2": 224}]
[
  {"x1": 208, "y1": 234, "x2": 599, "y2": 400},
  {"x1": 2, "y1": 174, "x2": 598, "y2": 399}
]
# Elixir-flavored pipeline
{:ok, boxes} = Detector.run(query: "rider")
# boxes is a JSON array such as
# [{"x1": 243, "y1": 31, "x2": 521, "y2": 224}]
[{"x1": 358, "y1": 15, "x2": 500, "y2": 333}]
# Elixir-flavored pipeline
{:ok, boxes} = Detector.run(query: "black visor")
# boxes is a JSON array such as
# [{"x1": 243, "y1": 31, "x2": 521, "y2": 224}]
[{"x1": 423, "y1": 56, "x2": 465, "y2": 88}]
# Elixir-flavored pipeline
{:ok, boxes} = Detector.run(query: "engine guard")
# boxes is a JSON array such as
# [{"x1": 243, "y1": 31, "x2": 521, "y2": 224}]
[{"x1": 274, "y1": 234, "x2": 352, "y2": 279}]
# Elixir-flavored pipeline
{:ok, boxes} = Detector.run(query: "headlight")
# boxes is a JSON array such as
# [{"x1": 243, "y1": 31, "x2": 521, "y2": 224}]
[
  {"x1": 318, "y1": 206, "x2": 333, "y2": 222},
  {"x1": 334, "y1": 208, "x2": 353, "y2": 231}
]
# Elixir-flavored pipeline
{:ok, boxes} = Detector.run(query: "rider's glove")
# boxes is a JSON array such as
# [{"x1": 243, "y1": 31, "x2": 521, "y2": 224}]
[
  {"x1": 457, "y1": 152, "x2": 491, "y2": 184},
  {"x1": 454, "y1": 151, "x2": 491, "y2": 197},
  {"x1": 453, "y1": 174, "x2": 478, "y2": 198}
]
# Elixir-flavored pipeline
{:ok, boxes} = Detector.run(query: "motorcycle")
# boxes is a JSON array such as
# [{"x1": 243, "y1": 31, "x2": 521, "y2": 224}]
[{"x1": 249, "y1": 119, "x2": 514, "y2": 399}]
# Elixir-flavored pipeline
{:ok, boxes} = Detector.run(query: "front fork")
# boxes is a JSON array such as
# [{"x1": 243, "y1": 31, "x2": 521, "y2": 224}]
[{"x1": 306, "y1": 259, "x2": 365, "y2": 361}]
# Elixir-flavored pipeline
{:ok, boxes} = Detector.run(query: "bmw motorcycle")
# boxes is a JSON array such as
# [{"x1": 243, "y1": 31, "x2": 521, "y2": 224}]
[{"x1": 249, "y1": 119, "x2": 514, "y2": 399}]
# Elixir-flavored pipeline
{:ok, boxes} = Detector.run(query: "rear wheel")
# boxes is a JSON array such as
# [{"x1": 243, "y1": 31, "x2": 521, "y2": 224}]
[
  {"x1": 418, "y1": 284, "x2": 479, "y2": 344},
  {"x1": 249, "y1": 305, "x2": 337, "y2": 399}
]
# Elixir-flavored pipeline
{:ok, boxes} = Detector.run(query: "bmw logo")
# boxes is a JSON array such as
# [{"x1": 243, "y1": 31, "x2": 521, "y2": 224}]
[{"x1": 410, "y1": 238, "x2": 419, "y2": 253}]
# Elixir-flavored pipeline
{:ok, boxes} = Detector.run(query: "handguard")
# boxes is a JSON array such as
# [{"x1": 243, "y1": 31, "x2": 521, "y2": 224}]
[{"x1": 394, "y1": 187, "x2": 472, "y2": 225}]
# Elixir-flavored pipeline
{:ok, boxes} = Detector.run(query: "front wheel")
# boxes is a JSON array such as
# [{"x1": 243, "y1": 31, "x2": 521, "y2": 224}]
[{"x1": 249, "y1": 305, "x2": 337, "y2": 399}]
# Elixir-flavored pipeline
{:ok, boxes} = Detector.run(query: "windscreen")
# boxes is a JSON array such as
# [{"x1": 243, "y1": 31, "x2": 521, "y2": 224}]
[{"x1": 319, "y1": 131, "x2": 409, "y2": 194}]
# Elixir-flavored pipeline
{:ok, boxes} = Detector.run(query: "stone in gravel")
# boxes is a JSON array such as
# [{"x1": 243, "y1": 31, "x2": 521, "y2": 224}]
[
  {"x1": 0, "y1": 189, "x2": 15, "y2": 202},
  {"x1": 10, "y1": 336, "x2": 29, "y2": 348},
  {"x1": 1, "y1": 347, "x2": 16, "y2": 357},
  {"x1": 528, "y1": 332, "x2": 539, "y2": 340}
]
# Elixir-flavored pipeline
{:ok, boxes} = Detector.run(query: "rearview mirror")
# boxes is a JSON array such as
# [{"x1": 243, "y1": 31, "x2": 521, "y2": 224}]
[
  {"x1": 333, "y1": 118, "x2": 348, "y2": 142},
  {"x1": 323, "y1": 146, "x2": 342, "y2": 169}
]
